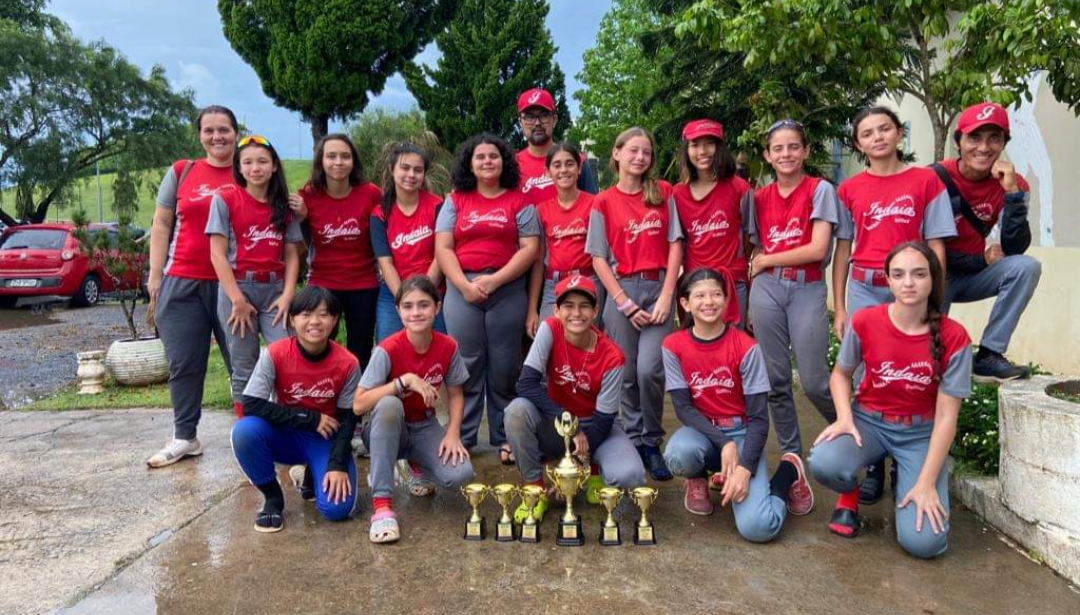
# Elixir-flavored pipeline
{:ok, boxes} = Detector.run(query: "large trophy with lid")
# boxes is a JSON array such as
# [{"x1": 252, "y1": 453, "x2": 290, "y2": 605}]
[{"x1": 544, "y1": 411, "x2": 590, "y2": 546}]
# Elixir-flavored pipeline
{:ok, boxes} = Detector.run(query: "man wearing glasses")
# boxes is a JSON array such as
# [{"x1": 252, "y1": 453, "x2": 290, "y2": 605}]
[{"x1": 514, "y1": 88, "x2": 599, "y2": 202}]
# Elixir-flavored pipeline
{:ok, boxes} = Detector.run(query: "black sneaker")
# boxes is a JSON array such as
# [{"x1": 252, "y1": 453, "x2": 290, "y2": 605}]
[
  {"x1": 859, "y1": 463, "x2": 885, "y2": 505},
  {"x1": 289, "y1": 465, "x2": 316, "y2": 502},
  {"x1": 254, "y1": 509, "x2": 284, "y2": 533},
  {"x1": 639, "y1": 445, "x2": 673, "y2": 481},
  {"x1": 828, "y1": 506, "x2": 860, "y2": 538},
  {"x1": 974, "y1": 350, "x2": 1029, "y2": 384}
]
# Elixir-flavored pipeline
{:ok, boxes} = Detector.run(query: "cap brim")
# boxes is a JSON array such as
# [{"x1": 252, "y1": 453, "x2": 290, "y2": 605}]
[{"x1": 960, "y1": 119, "x2": 1009, "y2": 135}]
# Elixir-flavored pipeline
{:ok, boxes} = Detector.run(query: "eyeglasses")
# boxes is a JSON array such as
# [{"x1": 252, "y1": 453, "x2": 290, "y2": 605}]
[
  {"x1": 767, "y1": 119, "x2": 804, "y2": 133},
  {"x1": 520, "y1": 112, "x2": 555, "y2": 125},
  {"x1": 238, "y1": 135, "x2": 271, "y2": 148}
]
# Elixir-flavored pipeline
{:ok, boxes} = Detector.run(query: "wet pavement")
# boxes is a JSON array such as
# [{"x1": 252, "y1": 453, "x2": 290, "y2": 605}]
[{"x1": 0, "y1": 396, "x2": 1071, "y2": 615}]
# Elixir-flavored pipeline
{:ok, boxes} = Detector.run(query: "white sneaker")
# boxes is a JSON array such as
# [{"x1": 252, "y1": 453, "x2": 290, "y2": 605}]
[
  {"x1": 396, "y1": 460, "x2": 436, "y2": 497},
  {"x1": 288, "y1": 465, "x2": 315, "y2": 501},
  {"x1": 146, "y1": 438, "x2": 203, "y2": 468}
]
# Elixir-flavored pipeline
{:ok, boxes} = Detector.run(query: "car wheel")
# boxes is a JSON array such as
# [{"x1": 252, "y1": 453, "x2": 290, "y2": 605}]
[
  {"x1": 72, "y1": 274, "x2": 101, "y2": 307},
  {"x1": 0, "y1": 297, "x2": 17, "y2": 309}
]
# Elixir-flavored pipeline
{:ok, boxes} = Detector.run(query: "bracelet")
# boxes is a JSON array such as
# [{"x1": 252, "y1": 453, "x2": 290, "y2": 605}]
[
  {"x1": 617, "y1": 298, "x2": 635, "y2": 314},
  {"x1": 612, "y1": 288, "x2": 627, "y2": 303},
  {"x1": 627, "y1": 307, "x2": 642, "y2": 318}
]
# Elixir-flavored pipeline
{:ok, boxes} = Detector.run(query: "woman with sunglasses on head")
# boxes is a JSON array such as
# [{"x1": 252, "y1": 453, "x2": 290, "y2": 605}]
[
  {"x1": 206, "y1": 135, "x2": 304, "y2": 414},
  {"x1": 147, "y1": 105, "x2": 239, "y2": 468},
  {"x1": 745, "y1": 119, "x2": 841, "y2": 515},
  {"x1": 435, "y1": 133, "x2": 541, "y2": 460},
  {"x1": 809, "y1": 242, "x2": 971, "y2": 556},
  {"x1": 289, "y1": 134, "x2": 382, "y2": 368}
]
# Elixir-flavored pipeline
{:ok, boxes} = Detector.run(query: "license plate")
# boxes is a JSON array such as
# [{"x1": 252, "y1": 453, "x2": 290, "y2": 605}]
[{"x1": 8, "y1": 279, "x2": 39, "y2": 288}]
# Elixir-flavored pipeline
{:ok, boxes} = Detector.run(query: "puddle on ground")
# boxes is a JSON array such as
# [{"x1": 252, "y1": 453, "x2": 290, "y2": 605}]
[{"x1": 0, "y1": 301, "x2": 62, "y2": 331}]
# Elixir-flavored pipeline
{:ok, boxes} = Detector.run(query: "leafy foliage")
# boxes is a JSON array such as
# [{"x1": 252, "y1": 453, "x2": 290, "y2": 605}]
[
  {"x1": 347, "y1": 108, "x2": 454, "y2": 197},
  {"x1": 953, "y1": 381, "x2": 1001, "y2": 476}
]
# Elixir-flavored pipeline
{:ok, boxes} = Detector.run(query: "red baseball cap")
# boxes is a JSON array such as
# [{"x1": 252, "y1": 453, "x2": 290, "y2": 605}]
[
  {"x1": 958, "y1": 102, "x2": 1010, "y2": 136},
  {"x1": 518, "y1": 88, "x2": 556, "y2": 113},
  {"x1": 682, "y1": 119, "x2": 725, "y2": 141},
  {"x1": 554, "y1": 275, "x2": 598, "y2": 305}
]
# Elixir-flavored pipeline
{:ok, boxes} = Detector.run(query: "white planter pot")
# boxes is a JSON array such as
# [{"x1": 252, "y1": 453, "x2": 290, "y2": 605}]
[{"x1": 105, "y1": 337, "x2": 169, "y2": 386}]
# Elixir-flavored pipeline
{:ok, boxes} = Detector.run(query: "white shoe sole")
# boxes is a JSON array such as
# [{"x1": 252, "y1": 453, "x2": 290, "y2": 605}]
[{"x1": 146, "y1": 444, "x2": 203, "y2": 468}]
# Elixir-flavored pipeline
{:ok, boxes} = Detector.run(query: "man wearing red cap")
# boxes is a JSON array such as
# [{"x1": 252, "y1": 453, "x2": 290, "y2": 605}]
[
  {"x1": 932, "y1": 102, "x2": 1041, "y2": 382},
  {"x1": 515, "y1": 88, "x2": 599, "y2": 202}
]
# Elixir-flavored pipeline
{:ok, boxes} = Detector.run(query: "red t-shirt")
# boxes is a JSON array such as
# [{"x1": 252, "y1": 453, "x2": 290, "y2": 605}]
[
  {"x1": 516, "y1": 149, "x2": 557, "y2": 203},
  {"x1": 542, "y1": 317, "x2": 624, "y2": 419},
  {"x1": 303, "y1": 183, "x2": 381, "y2": 290},
  {"x1": 662, "y1": 327, "x2": 758, "y2": 421},
  {"x1": 837, "y1": 167, "x2": 950, "y2": 269},
  {"x1": 538, "y1": 192, "x2": 594, "y2": 273},
  {"x1": 672, "y1": 177, "x2": 751, "y2": 280},
  {"x1": 379, "y1": 330, "x2": 461, "y2": 422},
  {"x1": 590, "y1": 182, "x2": 675, "y2": 276},
  {"x1": 217, "y1": 186, "x2": 289, "y2": 276},
  {"x1": 753, "y1": 176, "x2": 823, "y2": 274},
  {"x1": 267, "y1": 338, "x2": 358, "y2": 417},
  {"x1": 446, "y1": 189, "x2": 530, "y2": 272},
  {"x1": 162, "y1": 160, "x2": 235, "y2": 280},
  {"x1": 939, "y1": 158, "x2": 1030, "y2": 256},
  {"x1": 372, "y1": 190, "x2": 442, "y2": 281},
  {"x1": 848, "y1": 305, "x2": 971, "y2": 417}
]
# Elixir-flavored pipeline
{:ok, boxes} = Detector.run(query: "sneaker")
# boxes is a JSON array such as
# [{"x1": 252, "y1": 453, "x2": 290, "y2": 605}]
[
  {"x1": 828, "y1": 505, "x2": 859, "y2": 538},
  {"x1": 859, "y1": 463, "x2": 885, "y2": 505},
  {"x1": 254, "y1": 509, "x2": 284, "y2": 533},
  {"x1": 396, "y1": 460, "x2": 436, "y2": 497},
  {"x1": 146, "y1": 438, "x2": 203, "y2": 468},
  {"x1": 639, "y1": 445, "x2": 673, "y2": 481},
  {"x1": 352, "y1": 434, "x2": 369, "y2": 458},
  {"x1": 683, "y1": 477, "x2": 713, "y2": 515},
  {"x1": 584, "y1": 475, "x2": 606, "y2": 505},
  {"x1": 513, "y1": 490, "x2": 551, "y2": 524},
  {"x1": 781, "y1": 452, "x2": 814, "y2": 516},
  {"x1": 288, "y1": 465, "x2": 315, "y2": 502},
  {"x1": 708, "y1": 471, "x2": 726, "y2": 491},
  {"x1": 973, "y1": 350, "x2": 1029, "y2": 383}
]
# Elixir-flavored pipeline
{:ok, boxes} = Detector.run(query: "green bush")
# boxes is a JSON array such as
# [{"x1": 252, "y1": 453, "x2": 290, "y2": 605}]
[{"x1": 952, "y1": 381, "x2": 1001, "y2": 476}]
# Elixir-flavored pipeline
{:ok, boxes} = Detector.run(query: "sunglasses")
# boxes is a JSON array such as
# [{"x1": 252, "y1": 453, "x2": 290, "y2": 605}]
[
  {"x1": 238, "y1": 135, "x2": 271, "y2": 148},
  {"x1": 767, "y1": 119, "x2": 804, "y2": 133}
]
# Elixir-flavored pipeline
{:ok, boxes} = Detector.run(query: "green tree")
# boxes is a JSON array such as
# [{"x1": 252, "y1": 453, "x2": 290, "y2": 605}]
[
  {"x1": 676, "y1": 0, "x2": 1080, "y2": 161},
  {"x1": 403, "y1": 0, "x2": 570, "y2": 151},
  {"x1": 346, "y1": 107, "x2": 454, "y2": 195},
  {"x1": 218, "y1": 0, "x2": 456, "y2": 144}
]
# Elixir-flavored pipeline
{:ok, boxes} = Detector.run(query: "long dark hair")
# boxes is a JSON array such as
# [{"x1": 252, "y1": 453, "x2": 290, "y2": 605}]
[
  {"x1": 395, "y1": 275, "x2": 441, "y2": 305},
  {"x1": 678, "y1": 135, "x2": 736, "y2": 184},
  {"x1": 884, "y1": 241, "x2": 946, "y2": 378},
  {"x1": 233, "y1": 137, "x2": 290, "y2": 232},
  {"x1": 381, "y1": 142, "x2": 432, "y2": 216},
  {"x1": 677, "y1": 267, "x2": 727, "y2": 330},
  {"x1": 611, "y1": 127, "x2": 663, "y2": 206},
  {"x1": 196, "y1": 105, "x2": 238, "y2": 133},
  {"x1": 451, "y1": 133, "x2": 520, "y2": 192},
  {"x1": 851, "y1": 106, "x2": 905, "y2": 163},
  {"x1": 309, "y1": 133, "x2": 364, "y2": 194},
  {"x1": 288, "y1": 285, "x2": 342, "y2": 340}
]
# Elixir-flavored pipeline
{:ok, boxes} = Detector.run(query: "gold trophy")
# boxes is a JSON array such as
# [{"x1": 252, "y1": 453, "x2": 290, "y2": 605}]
[
  {"x1": 598, "y1": 487, "x2": 624, "y2": 546},
  {"x1": 544, "y1": 411, "x2": 590, "y2": 546},
  {"x1": 630, "y1": 486, "x2": 658, "y2": 546},
  {"x1": 491, "y1": 483, "x2": 519, "y2": 542},
  {"x1": 461, "y1": 483, "x2": 489, "y2": 541},
  {"x1": 519, "y1": 484, "x2": 545, "y2": 543}
]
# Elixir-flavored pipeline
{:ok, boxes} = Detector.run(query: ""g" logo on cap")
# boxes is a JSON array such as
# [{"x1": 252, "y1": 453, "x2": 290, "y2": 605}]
[
  {"x1": 567, "y1": 275, "x2": 582, "y2": 287},
  {"x1": 976, "y1": 105, "x2": 995, "y2": 121},
  {"x1": 528, "y1": 91, "x2": 541, "y2": 104}
]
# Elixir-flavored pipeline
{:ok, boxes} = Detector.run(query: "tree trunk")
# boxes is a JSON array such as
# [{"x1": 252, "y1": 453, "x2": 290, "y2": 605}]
[
  {"x1": 932, "y1": 118, "x2": 947, "y2": 163},
  {"x1": 309, "y1": 114, "x2": 330, "y2": 149}
]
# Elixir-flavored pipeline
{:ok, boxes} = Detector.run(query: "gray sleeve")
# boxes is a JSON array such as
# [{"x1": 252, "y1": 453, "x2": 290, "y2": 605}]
[
  {"x1": 585, "y1": 208, "x2": 611, "y2": 258},
  {"x1": 155, "y1": 167, "x2": 178, "y2": 209},
  {"x1": 739, "y1": 345, "x2": 771, "y2": 396},
  {"x1": 205, "y1": 194, "x2": 230, "y2": 236},
  {"x1": 595, "y1": 366, "x2": 623, "y2": 416},
  {"x1": 336, "y1": 364, "x2": 362, "y2": 410},
  {"x1": 835, "y1": 195, "x2": 855, "y2": 241},
  {"x1": 739, "y1": 190, "x2": 755, "y2": 236},
  {"x1": 662, "y1": 347, "x2": 688, "y2": 391},
  {"x1": 435, "y1": 194, "x2": 457, "y2": 233},
  {"x1": 523, "y1": 321, "x2": 554, "y2": 373},
  {"x1": 810, "y1": 181, "x2": 841, "y2": 225},
  {"x1": 357, "y1": 347, "x2": 393, "y2": 389},
  {"x1": 447, "y1": 348, "x2": 469, "y2": 387},
  {"x1": 923, "y1": 189, "x2": 958, "y2": 240},
  {"x1": 939, "y1": 346, "x2": 973, "y2": 399},
  {"x1": 835, "y1": 325, "x2": 863, "y2": 371},
  {"x1": 666, "y1": 196, "x2": 683, "y2": 242},
  {"x1": 516, "y1": 204, "x2": 541, "y2": 237},
  {"x1": 747, "y1": 193, "x2": 761, "y2": 246},
  {"x1": 284, "y1": 216, "x2": 303, "y2": 243},
  {"x1": 242, "y1": 349, "x2": 277, "y2": 400}
]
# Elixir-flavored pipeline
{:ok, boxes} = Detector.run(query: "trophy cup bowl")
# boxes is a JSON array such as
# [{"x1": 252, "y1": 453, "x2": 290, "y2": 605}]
[
  {"x1": 461, "y1": 483, "x2": 489, "y2": 541},
  {"x1": 545, "y1": 411, "x2": 589, "y2": 546},
  {"x1": 491, "y1": 483, "x2": 519, "y2": 542},
  {"x1": 598, "y1": 487, "x2": 624, "y2": 546},
  {"x1": 519, "y1": 484, "x2": 545, "y2": 543},
  {"x1": 630, "y1": 486, "x2": 658, "y2": 546}
]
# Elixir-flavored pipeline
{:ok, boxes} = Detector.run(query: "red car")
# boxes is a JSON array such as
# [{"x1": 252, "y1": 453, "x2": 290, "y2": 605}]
[{"x1": 0, "y1": 223, "x2": 146, "y2": 309}]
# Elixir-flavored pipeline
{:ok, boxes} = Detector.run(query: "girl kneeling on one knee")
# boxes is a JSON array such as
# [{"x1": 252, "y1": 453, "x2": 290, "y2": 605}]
[
  {"x1": 231, "y1": 286, "x2": 362, "y2": 533},
  {"x1": 353, "y1": 276, "x2": 475, "y2": 544},
  {"x1": 661, "y1": 268, "x2": 812, "y2": 543},
  {"x1": 808, "y1": 241, "x2": 972, "y2": 558}
]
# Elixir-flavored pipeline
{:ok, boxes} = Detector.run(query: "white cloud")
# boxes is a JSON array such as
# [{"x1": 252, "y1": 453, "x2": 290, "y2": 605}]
[{"x1": 175, "y1": 61, "x2": 221, "y2": 102}]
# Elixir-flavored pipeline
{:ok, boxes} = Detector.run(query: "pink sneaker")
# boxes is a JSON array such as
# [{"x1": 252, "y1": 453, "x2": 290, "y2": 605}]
[
  {"x1": 782, "y1": 452, "x2": 815, "y2": 516},
  {"x1": 683, "y1": 477, "x2": 713, "y2": 516}
]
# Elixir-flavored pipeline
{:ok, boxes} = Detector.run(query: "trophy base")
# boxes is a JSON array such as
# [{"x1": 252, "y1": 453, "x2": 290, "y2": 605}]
[
  {"x1": 556, "y1": 518, "x2": 584, "y2": 546},
  {"x1": 520, "y1": 522, "x2": 540, "y2": 543},
  {"x1": 464, "y1": 518, "x2": 486, "y2": 541},
  {"x1": 633, "y1": 524, "x2": 656, "y2": 546},
  {"x1": 495, "y1": 520, "x2": 516, "y2": 542},
  {"x1": 599, "y1": 524, "x2": 622, "y2": 546}
]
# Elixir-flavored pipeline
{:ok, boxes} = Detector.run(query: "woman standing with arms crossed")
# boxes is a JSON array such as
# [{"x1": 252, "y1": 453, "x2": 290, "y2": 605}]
[
  {"x1": 586, "y1": 127, "x2": 683, "y2": 481},
  {"x1": 435, "y1": 134, "x2": 540, "y2": 460},
  {"x1": 146, "y1": 105, "x2": 238, "y2": 468}
]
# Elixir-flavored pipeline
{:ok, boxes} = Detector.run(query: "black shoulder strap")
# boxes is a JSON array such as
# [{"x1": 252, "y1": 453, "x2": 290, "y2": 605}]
[{"x1": 931, "y1": 162, "x2": 992, "y2": 238}]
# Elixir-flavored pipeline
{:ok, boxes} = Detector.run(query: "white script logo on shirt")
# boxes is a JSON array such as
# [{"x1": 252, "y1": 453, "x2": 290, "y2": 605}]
[
  {"x1": 320, "y1": 218, "x2": 362, "y2": 244},
  {"x1": 554, "y1": 364, "x2": 592, "y2": 392},
  {"x1": 460, "y1": 208, "x2": 509, "y2": 231},
  {"x1": 624, "y1": 211, "x2": 663, "y2": 244},
  {"x1": 522, "y1": 174, "x2": 554, "y2": 193},
  {"x1": 870, "y1": 361, "x2": 934, "y2": 391},
  {"x1": 766, "y1": 218, "x2": 804, "y2": 251},
  {"x1": 689, "y1": 210, "x2": 731, "y2": 241},
  {"x1": 550, "y1": 219, "x2": 587, "y2": 243},
  {"x1": 285, "y1": 377, "x2": 337, "y2": 405},
  {"x1": 688, "y1": 367, "x2": 736, "y2": 399},
  {"x1": 242, "y1": 225, "x2": 283, "y2": 251},
  {"x1": 189, "y1": 183, "x2": 232, "y2": 203},
  {"x1": 391, "y1": 225, "x2": 433, "y2": 250},
  {"x1": 864, "y1": 195, "x2": 916, "y2": 230}
]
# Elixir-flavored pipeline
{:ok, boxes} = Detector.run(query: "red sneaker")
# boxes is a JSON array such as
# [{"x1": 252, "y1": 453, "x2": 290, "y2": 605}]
[
  {"x1": 781, "y1": 452, "x2": 815, "y2": 516},
  {"x1": 828, "y1": 505, "x2": 860, "y2": 538},
  {"x1": 683, "y1": 477, "x2": 713, "y2": 516},
  {"x1": 708, "y1": 471, "x2": 726, "y2": 491}
]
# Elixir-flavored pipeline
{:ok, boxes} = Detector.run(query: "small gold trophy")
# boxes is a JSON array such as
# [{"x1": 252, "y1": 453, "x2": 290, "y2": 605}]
[
  {"x1": 491, "y1": 483, "x2": 519, "y2": 542},
  {"x1": 598, "y1": 487, "x2": 624, "y2": 546},
  {"x1": 631, "y1": 486, "x2": 658, "y2": 546},
  {"x1": 461, "y1": 483, "x2": 489, "y2": 541},
  {"x1": 544, "y1": 411, "x2": 590, "y2": 546},
  {"x1": 519, "y1": 484, "x2": 545, "y2": 543}
]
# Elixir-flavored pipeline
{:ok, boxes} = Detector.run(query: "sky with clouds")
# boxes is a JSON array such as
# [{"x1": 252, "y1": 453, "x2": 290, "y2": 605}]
[{"x1": 48, "y1": 0, "x2": 611, "y2": 160}]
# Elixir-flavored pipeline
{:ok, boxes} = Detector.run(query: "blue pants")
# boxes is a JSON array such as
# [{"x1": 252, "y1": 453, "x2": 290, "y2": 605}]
[
  {"x1": 375, "y1": 282, "x2": 447, "y2": 343},
  {"x1": 663, "y1": 425, "x2": 787, "y2": 543},
  {"x1": 945, "y1": 254, "x2": 1041, "y2": 355},
  {"x1": 231, "y1": 416, "x2": 358, "y2": 522},
  {"x1": 807, "y1": 409, "x2": 950, "y2": 559}
]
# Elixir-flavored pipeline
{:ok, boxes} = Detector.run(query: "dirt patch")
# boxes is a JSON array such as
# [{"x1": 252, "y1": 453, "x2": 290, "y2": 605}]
[{"x1": 1046, "y1": 380, "x2": 1080, "y2": 404}]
